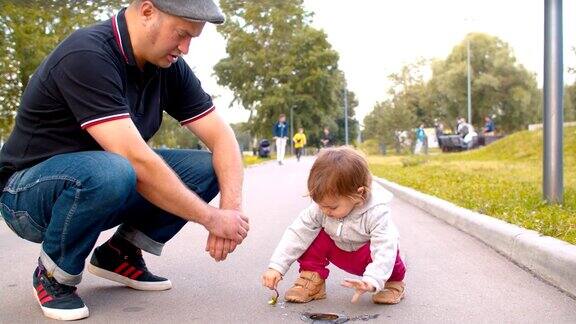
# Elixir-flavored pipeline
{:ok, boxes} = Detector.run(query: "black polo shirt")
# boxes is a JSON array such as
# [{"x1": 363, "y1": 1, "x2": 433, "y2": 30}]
[{"x1": 0, "y1": 8, "x2": 214, "y2": 189}]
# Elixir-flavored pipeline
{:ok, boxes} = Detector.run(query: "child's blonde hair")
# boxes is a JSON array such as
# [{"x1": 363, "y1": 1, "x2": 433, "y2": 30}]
[{"x1": 308, "y1": 147, "x2": 372, "y2": 202}]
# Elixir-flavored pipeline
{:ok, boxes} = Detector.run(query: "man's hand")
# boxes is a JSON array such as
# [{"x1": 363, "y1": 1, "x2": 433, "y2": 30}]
[
  {"x1": 203, "y1": 207, "x2": 249, "y2": 243},
  {"x1": 203, "y1": 207, "x2": 248, "y2": 262},
  {"x1": 262, "y1": 269, "x2": 282, "y2": 290},
  {"x1": 341, "y1": 279, "x2": 375, "y2": 303},
  {"x1": 184, "y1": 112, "x2": 246, "y2": 262},
  {"x1": 205, "y1": 233, "x2": 237, "y2": 262}
]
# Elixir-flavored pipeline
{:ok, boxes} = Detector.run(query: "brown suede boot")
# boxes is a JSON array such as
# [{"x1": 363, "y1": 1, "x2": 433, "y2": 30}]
[
  {"x1": 284, "y1": 271, "x2": 326, "y2": 303},
  {"x1": 372, "y1": 281, "x2": 405, "y2": 304}
]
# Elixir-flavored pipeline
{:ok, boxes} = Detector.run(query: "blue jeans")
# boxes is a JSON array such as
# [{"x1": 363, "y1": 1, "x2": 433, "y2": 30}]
[{"x1": 0, "y1": 149, "x2": 219, "y2": 285}]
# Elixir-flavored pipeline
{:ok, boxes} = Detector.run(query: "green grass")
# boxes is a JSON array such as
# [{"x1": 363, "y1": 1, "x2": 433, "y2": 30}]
[
  {"x1": 242, "y1": 153, "x2": 281, "y2": 166},
  {"x1": 369, "y1": 127, "x2": 576, "y2": 244},
  {"x1": 243, "y1": 155, "x2": 267, "y2": 166}
]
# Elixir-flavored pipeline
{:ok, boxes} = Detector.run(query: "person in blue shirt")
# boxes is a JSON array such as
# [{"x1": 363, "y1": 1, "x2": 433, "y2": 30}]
[
  {"x1": 483, "y1": 116, "x2": 495, "y2": 136},
  {"x1": 273, "y1": 113, "x2": 289, "y2": 165},
  {"x1": 414, "y1": 124, "x2": 427, "y2": 154}
]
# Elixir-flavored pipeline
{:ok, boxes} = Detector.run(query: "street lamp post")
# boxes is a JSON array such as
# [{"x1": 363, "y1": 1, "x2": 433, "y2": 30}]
[
  {"x1": 543, "y1": 0, "x2": 564, "y2": 204},
  {"x1": 467, "y1": 38, "x2": 472, "y2": 125},
  {"x1": 343, "y1": 85, "x2": 349, "y2": 145}
]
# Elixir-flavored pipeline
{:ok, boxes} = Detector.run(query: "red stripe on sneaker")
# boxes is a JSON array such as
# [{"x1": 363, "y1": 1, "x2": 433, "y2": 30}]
[
  {"x1": 36, "y1": 284, "x2": 44, "y2": 293},
  {"x1": 38, "y1": 290, "x2": 48, "y2": 300},
  {"x1": 114, "y1": 262, "x2": 129, "y2": 274},
  {"x1": 123, "y1": 266, "x2": 136, "y2": 277},
  {"x1": 129, "y1": 270, "x2": 143, "y2": 280},
  {"x1": 40, "y1": 296, "x2": 53, "y2": 304}
]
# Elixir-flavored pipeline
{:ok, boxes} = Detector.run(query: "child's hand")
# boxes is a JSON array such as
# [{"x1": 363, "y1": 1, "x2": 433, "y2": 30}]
[
  {"x1": 262, "y1": 269, "x2": 282, "y2": 290},
  {"x1": 341, "y1": 279, "x2": 375, "y2": 303}
]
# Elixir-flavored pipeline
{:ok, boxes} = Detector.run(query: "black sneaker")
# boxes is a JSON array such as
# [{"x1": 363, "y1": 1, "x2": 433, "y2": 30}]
[
  {"x1": 88, "y1": 243, "x2": 172, "y2": 291},
  {"x1": 33, "y1": 262, "x2": 89, "y2": 321}
]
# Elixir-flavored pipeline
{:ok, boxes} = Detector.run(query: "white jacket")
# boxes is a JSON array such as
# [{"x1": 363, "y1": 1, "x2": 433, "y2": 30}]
[{"x1": 268, "y1": 182, "x2": 399, "y2": 292}]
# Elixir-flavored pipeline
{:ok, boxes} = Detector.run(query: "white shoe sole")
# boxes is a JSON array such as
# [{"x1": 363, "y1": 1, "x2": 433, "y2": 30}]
[
  {"x1": 33, "y1": 287, "x2": 89, "y2": 321},
  {"x1": 87, "y1": 263, "x2": 172, "y2": 291}
]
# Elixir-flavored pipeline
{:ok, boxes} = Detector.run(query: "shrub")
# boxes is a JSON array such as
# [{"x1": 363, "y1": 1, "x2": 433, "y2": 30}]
[{"x1": 358, "y1": 139, "x2": 382, "y2": 156}]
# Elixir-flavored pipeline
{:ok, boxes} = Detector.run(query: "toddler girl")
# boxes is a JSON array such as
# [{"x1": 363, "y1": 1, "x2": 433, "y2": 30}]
[{"x1": 261, "y1": 147, "x2": 406, "y2": 304}]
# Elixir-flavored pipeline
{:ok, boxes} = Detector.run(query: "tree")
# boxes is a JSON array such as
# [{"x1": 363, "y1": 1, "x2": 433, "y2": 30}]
[
  {"x1": 333, "y1": 87, "x2": 359, "y2": 145},
  {"x1": 148, "y1": 113, "x2": 202, "y2": 149},
  {"x1": 364, "y1": 69, "x2": 425, "y2": 149},
  {"x1": 0, "y1": 0, "x2": 125, "y2": 138},
  {"x1": 229, "y1": 122, "x2": 252, "y2": 152},
  {"x1": 363, "y1": 100, "x2": 417, "y2": 153},
  {"x1": 429, "y1": 33, "x2": 540, "y2": 132},
  {"x1": 363, "y1": 61, "x2": 427, "y2": 150},
  {"x1": 0, "y1": 16, "x2": 19, "y2": 141},
  {"x1": 387, "y1": 59, "x2": 431, "y2": 124},
  {"x1": 214, "y1": 0, "x2": 357, "y2": 146}
]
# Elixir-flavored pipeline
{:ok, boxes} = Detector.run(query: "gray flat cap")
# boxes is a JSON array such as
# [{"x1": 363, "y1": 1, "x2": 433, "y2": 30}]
[{"x1": 151, "y1": 0, "x2": 225, "y2": 24}]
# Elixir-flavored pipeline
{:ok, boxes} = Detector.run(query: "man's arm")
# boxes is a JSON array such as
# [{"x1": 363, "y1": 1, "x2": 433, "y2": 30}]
[
  {"x1": 185, "y1": 111, "x2": 246, "y2": 261},
  {"x1": 185, "y1": 111, "x2": 243, "y2": 211},
  {"x1": 86, "y1": 118, "x2": 248, "y2": 243}
]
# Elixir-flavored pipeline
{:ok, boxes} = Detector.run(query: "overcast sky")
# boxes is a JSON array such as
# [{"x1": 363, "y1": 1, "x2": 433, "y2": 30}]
[{"x1": 184, "y1": 0, "x2": 576, "y2": 125}]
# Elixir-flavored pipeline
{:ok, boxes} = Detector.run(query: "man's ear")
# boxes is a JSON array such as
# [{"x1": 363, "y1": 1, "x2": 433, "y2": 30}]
[{"x1": 139, "y1": 0, "x2": 157, "y2": 22}]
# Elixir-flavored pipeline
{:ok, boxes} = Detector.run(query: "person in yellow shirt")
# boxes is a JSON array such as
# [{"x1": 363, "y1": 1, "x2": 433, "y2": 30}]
[{"x1": 293, "y1": 128, "x2": 307, "y2": 162}]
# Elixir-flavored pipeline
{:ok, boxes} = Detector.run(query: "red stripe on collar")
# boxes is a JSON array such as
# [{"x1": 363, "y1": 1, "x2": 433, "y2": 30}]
[{"x1": 111, "y1": 14, "x2": 129, "y2": 64}]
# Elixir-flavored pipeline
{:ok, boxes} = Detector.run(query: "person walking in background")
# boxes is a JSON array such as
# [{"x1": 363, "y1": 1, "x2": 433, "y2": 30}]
[
  {"x1": 293, "y1": 128, "x2": 307, "y2": 162},
  {"x1": 273, "y1": 113, "x2": 289, "y2": 165},
  {"x1": 320, "y1": 127, "x2": 334, "y2": 149},
  {"x1": 414, "y1": 124, "x2": 426, "y2": 155}
]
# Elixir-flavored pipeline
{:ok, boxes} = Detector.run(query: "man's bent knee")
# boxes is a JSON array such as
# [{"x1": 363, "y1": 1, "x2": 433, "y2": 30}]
[{"x1": 76, "y1": 152, "x2": 137, "y2": 208}]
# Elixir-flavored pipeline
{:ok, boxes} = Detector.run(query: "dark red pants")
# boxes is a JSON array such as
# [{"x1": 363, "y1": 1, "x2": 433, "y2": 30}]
[{"x1": 298, "y1": 229, "x2": 406, "y2": 281}]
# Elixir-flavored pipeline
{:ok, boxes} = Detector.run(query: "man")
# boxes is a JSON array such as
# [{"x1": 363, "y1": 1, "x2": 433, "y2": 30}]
[
  {"x1": 292, "y1": 127, "x2": 307, "y2": 162},
  {"x1": 320, "y1": 127, "x2": 334, "y2": 149},
  {"x1": 272, "y1": 113, "x2": 289, "y2": 165},
  {"x1": 0, "y1": 0, "x2": 248, "y2": 320}
]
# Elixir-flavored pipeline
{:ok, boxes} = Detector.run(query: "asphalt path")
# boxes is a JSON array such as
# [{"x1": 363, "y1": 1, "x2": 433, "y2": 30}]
[{"x1": 1, "y1": 156, "x2": 575, "y2": 323}]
